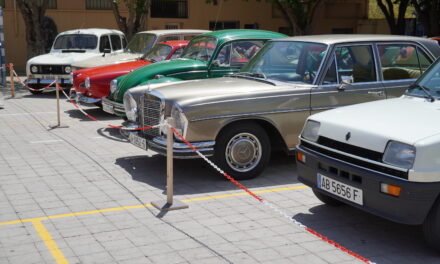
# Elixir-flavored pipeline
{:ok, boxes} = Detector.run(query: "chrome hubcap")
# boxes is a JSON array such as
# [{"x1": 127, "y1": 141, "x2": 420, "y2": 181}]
[{"x1": 225, "y1": 133, "x2": 262, "y2": 172}]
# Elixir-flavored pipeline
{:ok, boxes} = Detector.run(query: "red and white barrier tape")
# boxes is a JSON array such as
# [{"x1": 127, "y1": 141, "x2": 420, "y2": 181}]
[
  {"x1": 12, "y1": 69, "x2": 56, "y2": 92},
  {"x1": 169, "y1": 126, "x2": 375, "y2": 264}
]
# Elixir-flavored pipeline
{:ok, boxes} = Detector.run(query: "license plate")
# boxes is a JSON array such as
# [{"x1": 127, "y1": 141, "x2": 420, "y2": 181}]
[
  {"x1": 102, "y1": 102, "x2": 115, "y2": 114},
  {"x1": 317, "y1": 173, "x2": 363, "y2": 205},
  {"x1": 129, "y1": 133, "x2": 147, "y2": 150}
]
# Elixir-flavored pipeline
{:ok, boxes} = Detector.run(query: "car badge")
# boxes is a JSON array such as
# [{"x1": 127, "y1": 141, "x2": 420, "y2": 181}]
[{"x1": 345, "y1": 132, "x2": 351, "y2": 141}]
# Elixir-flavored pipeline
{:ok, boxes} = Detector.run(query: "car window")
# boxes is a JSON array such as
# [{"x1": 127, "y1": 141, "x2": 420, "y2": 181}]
[
  {"x1": 181, "y1": 36, "x2": 218, "y2": 62},
  {"x1": 160, "y1": 35, "x2": 180, "y2": 41},
  {"x1": 142, "y1": 44, "x2": 173, "y2": 62},
  {"x1": 324, "y1": 45, "x2": 376, "y2": 84},
  {"x1": 125, "y1": 33, "x2": 157, "y2": 54},
  {"x1": 110, "y1": 35, "x2": 122, "y2": 51},
  {"x1": 99, "y1": 35, "x2": 111, "y2": 52},
  {"x1": 215, "y1": 44, "x2": 231, "y2": 66},
  {"x1": 170, "y1": 47, "x2": 185, "y2": 60},
  {"x1": 230, "y1": 41, "x2": 264, "y2": 66},
  {"x1": 378, "y1": 44, "x2": 432, "y2": 80},
  {"x1": 409, "y1": 59, "x2": 440, "y2": 99},
  {"x1": 53, "y1": 34, "x2": 98, "y2": 50},
  {"x1": 122, "y1": 36, "x2": 127, "y2": 48}
]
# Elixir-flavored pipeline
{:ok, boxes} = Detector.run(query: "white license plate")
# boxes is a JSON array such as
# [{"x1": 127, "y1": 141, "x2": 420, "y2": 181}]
[
  {"x1": 317, "y1": 173, "x2": 363, "y2": 205},
  {"x1": 129, "y1": 133, "x2": 147, "y2": 149},
  {"x1": 102, "y1": 102, "x2": 115, "y2": 114}
]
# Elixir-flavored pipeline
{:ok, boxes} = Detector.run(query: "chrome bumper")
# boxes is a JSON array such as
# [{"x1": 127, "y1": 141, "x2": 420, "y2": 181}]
[
  {"x1": 27, "y1": 78, "x2": 72, "y2": 86},
  {"x1": 77, "y1": 93, "x2": 101, "y2": 104},
  {"x1": 128, "y1": 130, "x2": 215, "y2": 159},
  {"x1": 102, "y1": 97, "x2": 125, "y2": 115}
]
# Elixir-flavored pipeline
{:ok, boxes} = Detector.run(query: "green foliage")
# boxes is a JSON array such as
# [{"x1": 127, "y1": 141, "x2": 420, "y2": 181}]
[{"x1": 369, "y1": 0, "x2": 415, "y2": 19}]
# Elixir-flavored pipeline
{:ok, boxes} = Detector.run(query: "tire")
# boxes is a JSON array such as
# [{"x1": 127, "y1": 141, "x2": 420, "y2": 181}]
[
  {"x1": 423, "y1": 197, "x2": 440, "y2": 251},
  {"x1": 313, "y1": 189, "x2": 344, "y2": 206},
  {"x1": 214, "y1": 122, "x2": 271, "y2": 180}
]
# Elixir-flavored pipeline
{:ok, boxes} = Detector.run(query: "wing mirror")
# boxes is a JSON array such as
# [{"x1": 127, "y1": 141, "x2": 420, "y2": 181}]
[
  {"x1": 338, "y1": 75, "x2": 353, "y2": 91},
  {"x1": 102, "y1": 48, "x2": 111, "y2": 57}
]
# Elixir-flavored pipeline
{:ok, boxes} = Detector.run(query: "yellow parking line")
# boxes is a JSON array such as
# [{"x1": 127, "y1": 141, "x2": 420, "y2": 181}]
[
  {"x1": 0, "y1": 185, "x2": 308, "y2": 227},
  {"x1": 32, "y1": 220, "x2": 69, "y2": 264}
]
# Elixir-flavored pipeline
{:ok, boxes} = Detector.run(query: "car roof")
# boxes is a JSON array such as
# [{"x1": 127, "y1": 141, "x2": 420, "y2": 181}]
[
  {"x1": 136, "y1": 29, "x2": 211, "y2": 35},
  {"x1": 199, "y1": 29, "x2": 287, "y2": 40},
  {"x1": 58, "y1": 28, "x2": 124, "y2": 36},
  {"x1": 277, "y1": 34, "x2": 436, "y2": 45}
]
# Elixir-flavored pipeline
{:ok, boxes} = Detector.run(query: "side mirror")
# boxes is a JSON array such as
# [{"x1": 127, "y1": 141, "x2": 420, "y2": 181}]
[
  {"x1": 102, "y1": 48, "x2": 111, "y2": 57},
  {"x1": 338, "y1": 75, "x2": 353, "y2": 91}
]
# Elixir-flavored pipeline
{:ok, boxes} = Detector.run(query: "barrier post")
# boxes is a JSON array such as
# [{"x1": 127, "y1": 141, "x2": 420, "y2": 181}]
[
  {"x1": 48, "y1": 77, "x2": 69, "y2": 129},
  {"x1": 9, "y1": 63, "x2": 14, "y2": 97},
  {"x1": 151, "y1": 117, "x2": 188, "y2": 211}
]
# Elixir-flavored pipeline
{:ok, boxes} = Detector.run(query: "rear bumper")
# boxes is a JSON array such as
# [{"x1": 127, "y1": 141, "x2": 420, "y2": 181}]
[{"x1": 296, "y1": 143, "x2": 440, "y2": 225}]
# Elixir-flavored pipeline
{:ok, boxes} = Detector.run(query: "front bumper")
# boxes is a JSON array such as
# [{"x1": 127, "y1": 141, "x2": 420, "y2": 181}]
[
  {"x1": 127, "y1": 131, "x2": 215, "y2": 159},
  {"x1": 76, "y1": 92, "x2": 101, "y2": 104},
  {"x1": 101, "y1": 97, "x2": 125, "y2": 116},
  {"x1": 296, "y1": 142, "x2": 440, "y2": 225},
  {"x1": 27, "y1": 78, "x2": 72, "y2": 87}
]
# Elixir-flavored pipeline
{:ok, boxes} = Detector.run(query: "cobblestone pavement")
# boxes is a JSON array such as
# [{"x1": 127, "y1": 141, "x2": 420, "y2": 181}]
[{"x1": 0, "y1": 87, "x2": 439, "y2": 264}]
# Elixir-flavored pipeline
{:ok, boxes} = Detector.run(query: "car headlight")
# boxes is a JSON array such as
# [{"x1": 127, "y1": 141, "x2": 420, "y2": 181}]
[
  {"x1": 64, "y1": 66, "x2": 72, "y2": 74},
  {"x1": 123, "y1": 92, "x2": 138, "y2": 122},
  {"x1": 383, "y1": 141, "x2": 416, "y2": 169},
  {"x1": 31, "y1": 65, "x2": 38, "y2": 73},
  {"x1": 301, "y1": 120, "x2": 320, "y2": 142},
  {"x1": 85, "y1": 77, "x2": 91, "y2": 89},
  {"x1": 110, "y1": 79, "x2": 118, "y2": 94},
  {"x1": 161, "y1": 104, "x2": 188, "y2": 138}
]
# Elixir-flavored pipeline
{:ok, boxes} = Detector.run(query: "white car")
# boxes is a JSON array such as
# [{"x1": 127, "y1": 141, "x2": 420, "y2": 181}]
[
  {"x1": 26, "y1": 28, "x2": 126, "y2": 94},
  {"x1": 71, "y1": 29, "x2": 210, "y2": 69},
  {"x1": 296, "y1": 58, "x2": 440, "y2": 251}
]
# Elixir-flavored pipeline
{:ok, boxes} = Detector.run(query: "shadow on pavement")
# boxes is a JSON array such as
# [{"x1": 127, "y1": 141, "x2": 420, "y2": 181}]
[
  {"x1": 97, "y1": 127, "x2": 129, "y2": 142},
  {"x1": 64, "y1": 108, "x2": 122, "y2": 122},
  {"x1": 293, "y1": 204, "x2": 440, "y2": 264},
  {"x1": 115, "y1": 151, "x2": 298, "y2": 195}
]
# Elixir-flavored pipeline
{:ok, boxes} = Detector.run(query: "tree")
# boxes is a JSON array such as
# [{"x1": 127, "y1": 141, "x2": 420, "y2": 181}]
[
  {"x1": 110, "y1": 0, "x2": 152, "y2": 41},
  {"x1": 375, "y1": 0, "x2": 411, "y2": 35},
  {"x1": 412, "y1": 0, "x2": 440, "y2": 36},
  {"x1": 15, "y1": 0, "x2": 50, "y2": 59}
]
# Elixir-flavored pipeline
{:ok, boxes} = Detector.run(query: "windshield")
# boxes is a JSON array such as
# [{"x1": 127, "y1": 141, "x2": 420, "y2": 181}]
[
  {"x1": 181, "y1": 36, "x2": 217, "y2": 62},
  {"x1": 53, "y1": 34, "x2": 98, "y2": 50},
  {"x1": 240, "y1": 41, "x2": 328, "y2": 84},
  {"x1": 407, "y1": 59, "x2": 440, "y2": 99},
  {"x1": 125, "y1": 33, "x2": 157, "y2": 54},
  {"x1": 142, "y1": 44, "x2": 172, "y2": 62}
]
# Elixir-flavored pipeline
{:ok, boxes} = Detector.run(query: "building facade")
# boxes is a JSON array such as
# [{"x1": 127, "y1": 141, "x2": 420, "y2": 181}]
[{"x1": 2, "y1": 0, "x2": 371, "y2": 71}]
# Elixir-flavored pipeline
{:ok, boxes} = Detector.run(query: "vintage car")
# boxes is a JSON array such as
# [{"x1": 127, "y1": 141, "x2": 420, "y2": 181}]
[
  {"x1": 123, "y1": 35, "x2": 440, "y2": 180},
  {"x1": 102, "y1": 29, "x2": 287, "y2": 116},
  {"x1": 26, "y1": 28, "x2": 125, "y2": 94},
  {"x1": 295, "y1": 57, "x2": 440, "y2": 251},
  {"x1": 71, "y1": 40, "x2": 189, "y2": 105},
  {"x1": 71, "y1": 29, "x2": 209, "y2": 69}
]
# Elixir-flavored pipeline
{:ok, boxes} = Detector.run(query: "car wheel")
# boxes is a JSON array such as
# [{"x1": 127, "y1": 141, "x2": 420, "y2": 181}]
[
  {"x1": 313, "y1": 189, "x2": 344, "y2": 206},
  {"x1": 214, "y1": 122, "x2": 270, "y2": 180},
  {"x1": 423, "y1": 198, "x2": 440, "y2": 251}
]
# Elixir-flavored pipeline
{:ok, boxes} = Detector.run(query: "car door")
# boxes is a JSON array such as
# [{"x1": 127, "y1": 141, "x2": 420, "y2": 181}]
[
  {"x1": 208, "y1": 40, "x2": 265, "y2": 78},
  {"x1": 311, "y1": 43, "x2": 386, "y2": 115},
  {"x1": 377, "y1": 42, "x2": 434, "y2": 98}
]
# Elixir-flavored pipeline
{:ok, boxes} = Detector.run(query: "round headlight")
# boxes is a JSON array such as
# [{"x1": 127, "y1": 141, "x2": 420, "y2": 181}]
[
  {"x1": 123, "y1": 92, "x2": 138, "y2": 122},
  {"x1": 85, "y1": 77, "x2": 91, "y2": 89},
  {"x1": 171, "y1": 104, "x2": 188, "y2": 138},
  {"x1": 64, "y1": 66, "x2": 72, "y2": 74},
  {"x1": 383, "y1": 141, "x2": 416, "y2": 169},
  {"x1": 301, "y1": 120, "x2": 320, "y2": 142},
  {"x1": 110, "y1": 79, "x2": 118, "y2": 94},
  {"x1": 31, "y1": 65, "x2": 38, "y2": 73}
]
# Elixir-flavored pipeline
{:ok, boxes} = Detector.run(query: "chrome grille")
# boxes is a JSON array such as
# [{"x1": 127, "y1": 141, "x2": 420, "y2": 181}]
[{"x1": 142, "y1": 96, "x2": 162, "y2": 137}]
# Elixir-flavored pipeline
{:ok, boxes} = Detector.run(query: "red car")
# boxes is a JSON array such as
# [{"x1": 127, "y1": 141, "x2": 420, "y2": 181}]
[{"x1": 71, "y1": 40, "x2": 188, "y2": 105}]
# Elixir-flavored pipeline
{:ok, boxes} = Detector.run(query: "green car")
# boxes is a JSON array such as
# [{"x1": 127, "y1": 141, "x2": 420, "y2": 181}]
[{"x1": 101, "y1": 29, "x2": 287, "y2": 116}]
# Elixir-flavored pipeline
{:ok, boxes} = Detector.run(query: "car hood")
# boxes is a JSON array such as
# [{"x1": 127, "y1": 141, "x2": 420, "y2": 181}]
[
  {"x1": 310, "y1": 96, "x2": 440, "y2": 152},
  {"x1": 71, "y1": 52, "x2": 142, "y2": 68},
  {"x1": 112, "y1": 58, "x2": 207, "y2": 101},
  {"x1": 80, "y1": 60, "x2": 151, "y2": 79},
  {"x1": 27, "y1": 52, "x2": 102, "y2": 65}
]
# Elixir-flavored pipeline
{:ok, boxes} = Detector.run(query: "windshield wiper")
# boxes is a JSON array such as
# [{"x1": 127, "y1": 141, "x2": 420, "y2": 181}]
[
  {"x1": 409, "y1": 83, "x2": 435, "y2": 102},
  {"x1": 235, "y1": 72, "x2": 267, "y2": 80}
]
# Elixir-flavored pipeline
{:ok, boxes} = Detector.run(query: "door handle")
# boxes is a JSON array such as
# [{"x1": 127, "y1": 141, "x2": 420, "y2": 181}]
[{"x1": 368, "y1": 91, "x2": 384, "y2": 96}]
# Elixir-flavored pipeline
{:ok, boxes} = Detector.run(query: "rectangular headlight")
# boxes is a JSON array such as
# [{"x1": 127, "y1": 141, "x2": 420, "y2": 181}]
[
  {"x1": 301, "y1": 120, "x2": 320, "y2": 142},
  {"x1": 383, "y1": 141, "x2": 415, "y2": 169}
]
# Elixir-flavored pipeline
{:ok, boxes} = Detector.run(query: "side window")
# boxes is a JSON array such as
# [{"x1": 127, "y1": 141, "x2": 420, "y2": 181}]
[
  {"x1": 110, "y1": 35, "x2": 122, "y2": 51},
  {"x1": 230, "y1": 40, "x2": 264, "y2": 66},
  {"x1": 121, "y1": 36, "x2": 127, "y2": 48},
  {"x1": 214, "y1": 44, "x2": 231, "y2": 66},
  {"x1": 323, "y1": 45, "x2": 376, "y2": 84},
  {"x1": 99, "y1": 35, "x2": 111, "y2": 52},
  {"x1": 379, "y1": 44, "x2": 426, "y2": 80},
  {"x1": 417, "y1": 47, "x2": 432, "y2": 72},
  {"x1": 170, "y1": 47, "x2": 185, "y2": 60}
]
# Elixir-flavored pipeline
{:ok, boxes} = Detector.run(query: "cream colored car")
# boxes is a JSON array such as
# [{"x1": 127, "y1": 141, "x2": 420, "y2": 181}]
[{"x1": 124, "y1": 35, "x2": 440, "y2": 180}]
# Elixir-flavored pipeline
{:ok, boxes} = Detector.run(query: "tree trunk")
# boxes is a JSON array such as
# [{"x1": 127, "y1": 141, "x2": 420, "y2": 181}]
[
  {"x1": 413, "y1": 0, "x2": 440, "y2": 36},
  {"x1": 110, "y1": 0, "x2": 151, "y2": 41},
  {"x1": 15, "y1": 0, "x2": 49, "y2": 59},
  {"x1": 376, "y1": 0, "x2": 408, "y2": 35},
  {"x1": 275, "y1": 0, "x2": 305, "y2": 35}
]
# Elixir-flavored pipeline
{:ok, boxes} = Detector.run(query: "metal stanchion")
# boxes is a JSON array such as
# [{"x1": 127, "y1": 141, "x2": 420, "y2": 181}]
[
  {"x1": 9, "y1": 63, "x2": 14, "y2": 97},
  {"x1": 151, "y1": 117, "x2": 188, "y2": 211},
  {"x1": 48, "y1": 77, "x2": 69, "y2": 129}
]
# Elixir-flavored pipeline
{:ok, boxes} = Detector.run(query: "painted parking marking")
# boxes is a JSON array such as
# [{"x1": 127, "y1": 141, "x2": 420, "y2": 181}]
[
  {"x1": 32, "y1": 220, "x2": 68, "y2": 264},
  {"x1": 30, "y1": 139, "x2": 63, "y2": 144},
  {"x1": 0, "y1": 111, "x2": 56, "y2": 116},
  {"x1": 0, "y1": 119, "x2": 79, "y2": 127}
]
